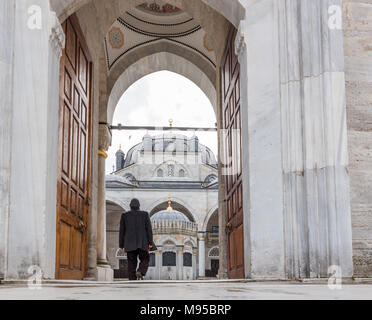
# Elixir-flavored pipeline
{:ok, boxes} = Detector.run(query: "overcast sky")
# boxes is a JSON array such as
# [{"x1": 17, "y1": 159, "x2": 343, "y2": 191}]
[{"x1": 106, "y1": 71, "x2": 217, "y2": 174}]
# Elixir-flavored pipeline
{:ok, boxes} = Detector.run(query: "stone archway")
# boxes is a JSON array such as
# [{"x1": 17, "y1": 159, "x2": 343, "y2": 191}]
[
  {"x1": 107, "y1": 52, "x2": 217, "y2": 124},
  {"x1": 1, "y1": 0, "x2": 359, "y2": 281}
]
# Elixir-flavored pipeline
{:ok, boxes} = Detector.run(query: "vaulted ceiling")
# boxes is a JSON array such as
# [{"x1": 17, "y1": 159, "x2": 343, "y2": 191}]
[{"x1": 104, "y1": 1, "x2": 216, "y2": 71}]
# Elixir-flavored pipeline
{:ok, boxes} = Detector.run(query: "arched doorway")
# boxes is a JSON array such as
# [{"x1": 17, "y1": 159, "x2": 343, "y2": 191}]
[{"x1": 55, "y1": 0, "x2": 242, "y2": 280}]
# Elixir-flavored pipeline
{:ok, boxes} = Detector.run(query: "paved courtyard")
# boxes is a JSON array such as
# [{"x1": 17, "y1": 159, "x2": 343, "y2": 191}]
[{"x1": 0, "y1": 280, "x2": 372, "y2": 300}]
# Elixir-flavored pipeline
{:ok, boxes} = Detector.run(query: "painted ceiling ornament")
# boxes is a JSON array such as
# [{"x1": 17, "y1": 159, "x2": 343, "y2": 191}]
[
  {"x1": 108, "y1": 27, "x2": 124, "y2": 49},
  {"x1": 138, "y1": 1, "x2": 181, "y2": 14},
  {"x1": 203, "y1": 33, "x2": 214, "y2": 52}
]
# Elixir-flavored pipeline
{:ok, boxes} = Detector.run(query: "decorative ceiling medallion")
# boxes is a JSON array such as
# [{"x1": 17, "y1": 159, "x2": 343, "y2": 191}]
[
  {"x1": 203, "y1": 33, "x2": 214, "y2": 52},
  {"x1": 138, "y1": 2, "x2": 181, "y2": 14},
  {"x1": 108, "y1": 27, "x2": 124, "y2": 49}
]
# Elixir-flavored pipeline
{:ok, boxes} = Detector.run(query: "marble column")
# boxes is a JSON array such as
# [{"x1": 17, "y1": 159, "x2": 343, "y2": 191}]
[
  {"x1": 192, "y1": 250, "x2": 197, "y2": 280},
  {"x1": 4, "y1": 0, "x2": 64, "y2": 279},
  {"x1": 96, "y1": 124, "x2": 114, "y2": 281},
  {"x1": 176, "y1": 247, "x2": 183, "y2": 280},
  {"x1": 155, "y1": 251, "x2": 162, "y2": 280},
  {"x1": 197, "y1": 232, "x2": 206, "y2": 278}
]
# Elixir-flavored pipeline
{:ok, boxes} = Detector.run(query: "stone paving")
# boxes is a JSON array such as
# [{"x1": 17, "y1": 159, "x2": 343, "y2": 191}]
[{"x1": 0, "y1": 280, "x2": 372, "y2": 300}]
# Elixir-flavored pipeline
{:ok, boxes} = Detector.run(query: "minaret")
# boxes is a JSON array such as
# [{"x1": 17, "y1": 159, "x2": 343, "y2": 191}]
[{"x1": 115, "y1": 145, "x2": 125, "y2": 171}]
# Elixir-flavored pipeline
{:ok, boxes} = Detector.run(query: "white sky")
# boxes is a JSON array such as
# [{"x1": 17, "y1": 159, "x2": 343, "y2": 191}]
[{"x1": 106, "y1": 71, "x2": 217, "y2": 174}]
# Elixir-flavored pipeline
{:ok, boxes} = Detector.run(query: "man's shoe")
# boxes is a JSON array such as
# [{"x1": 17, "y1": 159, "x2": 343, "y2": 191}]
[{"x1": 136, "y1": 271, "x2": 143, "y2": 280}]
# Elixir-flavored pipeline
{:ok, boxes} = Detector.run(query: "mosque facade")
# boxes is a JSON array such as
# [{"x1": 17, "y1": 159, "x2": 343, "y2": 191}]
[{"x1": 105, "y1": 132, "x2": 219, "y2": 279}]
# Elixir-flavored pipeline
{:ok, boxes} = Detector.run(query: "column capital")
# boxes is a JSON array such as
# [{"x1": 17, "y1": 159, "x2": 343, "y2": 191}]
[
  {"x1": 197, "y1": 231, "x2": 206, "y2": 241},
  {"x1": 49, "y1": 11, "x2": 65, "y2": 58},
  {"x1": 234, "y1": 19, "x2": 247, "y2": 61},
  {"x1": 99, "y1": 124, "x2": 112, "y2": 156}
]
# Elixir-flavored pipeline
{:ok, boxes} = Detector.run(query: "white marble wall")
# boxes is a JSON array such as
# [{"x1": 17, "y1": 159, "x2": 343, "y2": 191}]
[
  {"x1": 2, "y1": 0, "x2": 63, "y2": 279},
  {"x1": 278, "y1": 0, "x2": 353, "y2": 278},
  {"x1": 0, "y1": 0, "x2": 15, "y2": 279},
  {"x1": 237, "y1": 0, "x2": 285, "y2": 279}
]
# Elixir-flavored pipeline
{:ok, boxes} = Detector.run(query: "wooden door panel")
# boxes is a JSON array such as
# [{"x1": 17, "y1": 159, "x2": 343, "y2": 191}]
[
  {"x1": 56, "y1": 14, "x2": 92, "y2": 280},
  {"x1": 222, "y1": 27, "x2": 244, "y2": 279}
]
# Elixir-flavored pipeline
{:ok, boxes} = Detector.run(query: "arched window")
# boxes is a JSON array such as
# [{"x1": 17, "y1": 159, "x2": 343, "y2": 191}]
[
  {"x1": 149, "y1": 253, "x2": 156, "y2": 267},
  {"x1": 179, "y1": 169, "x2": 185, "y2": 177},
  {"x1": 157, "y1": 169, "x2": 163, "y2": 177},
  {"x1": 162, "y1": 252, "x2": 176, "y2": 266},
  {"x1": 123, "y1": 173, "x2": 136, "y2": 182},
  {"x1": 183, "y1": 252, "x2": 192, "y2": 267},
  {"x1": 208, "y1": 246, "x2": 219, "y2": 258}
]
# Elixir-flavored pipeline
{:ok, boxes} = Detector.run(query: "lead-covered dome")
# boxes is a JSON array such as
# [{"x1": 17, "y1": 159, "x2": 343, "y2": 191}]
[{"x1": 151, "y1": 209, "x2": 189, "y2": 222}]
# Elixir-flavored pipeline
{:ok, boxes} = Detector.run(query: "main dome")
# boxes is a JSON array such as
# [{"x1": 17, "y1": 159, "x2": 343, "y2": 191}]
[
  {"x1": 123, "y1": 133, "x2": 217, "y2": 168},
  {"x1": 151, "y1": 209, "x2": 189, "y2": 222}
]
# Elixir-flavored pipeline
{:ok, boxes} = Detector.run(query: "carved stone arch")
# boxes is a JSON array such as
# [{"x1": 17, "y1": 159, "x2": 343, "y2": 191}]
[
  {"x1": 160, "y1": 236, "x2": 178, "y2": 247},
  {"x1": 202, "y1": 205, "x2": 218, "y2": 231},
  {"x1": 105, "y1": 195, "x2": 129, "y2": 212},
  {"x1": 147, "y1": 197, "x2": 197, "y2": 223},
  {"x1": 107, "y1": 52, "x2": 217, "y2": 124},
  {"x1": 183, "y1": 237, "x2": 197, "y2": 248}
]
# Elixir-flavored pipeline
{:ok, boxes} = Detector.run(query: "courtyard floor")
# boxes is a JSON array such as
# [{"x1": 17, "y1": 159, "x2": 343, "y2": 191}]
[{"x1": 0, "y1": 280, "x2": 372, "y2": 300}]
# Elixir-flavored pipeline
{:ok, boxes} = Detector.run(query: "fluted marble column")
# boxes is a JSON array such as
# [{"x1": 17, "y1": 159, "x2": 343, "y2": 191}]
[
  {"x1": 197, "y1": 231, "x2": 206, "y2": 278},
  {"x1": 233, "y1": 0, "x2": 353, "y2": 279},
  {"x1": 96, "y1": 124, "x2": 113, "y2": 281}
]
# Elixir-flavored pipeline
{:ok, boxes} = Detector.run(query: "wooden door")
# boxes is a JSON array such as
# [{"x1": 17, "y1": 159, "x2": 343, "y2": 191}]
[
  {"x1": 56, "y1": 15, "x2": 93, "y2": 280},
  {"x1": 222, "y1": 27, "x2": 244, "y2": 279}
]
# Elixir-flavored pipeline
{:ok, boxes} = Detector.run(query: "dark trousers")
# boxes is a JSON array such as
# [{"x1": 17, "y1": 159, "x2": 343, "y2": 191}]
[{"x1": 127, "y1": 249, "x2": 149, "y2": 280}]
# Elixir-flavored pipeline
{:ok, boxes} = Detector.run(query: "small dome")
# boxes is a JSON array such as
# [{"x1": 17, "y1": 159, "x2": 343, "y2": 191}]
[{"x1": 151, "y1": 209, "x2": 189, "y2": 222}]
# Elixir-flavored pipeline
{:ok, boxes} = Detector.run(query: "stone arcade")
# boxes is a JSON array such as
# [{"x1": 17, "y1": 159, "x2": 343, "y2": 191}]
[{"x1": 0, "y1": 0, "x2": 371, "y2": 282}]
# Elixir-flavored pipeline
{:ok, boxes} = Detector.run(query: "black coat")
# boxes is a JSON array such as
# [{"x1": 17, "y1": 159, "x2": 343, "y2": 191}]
[{"x1": 119, "y1": 210, "x2": 155, "y2": 252}]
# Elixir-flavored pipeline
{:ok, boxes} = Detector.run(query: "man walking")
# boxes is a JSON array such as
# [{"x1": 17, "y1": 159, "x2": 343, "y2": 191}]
[{"x1": 119, "y1": 198, "x2": 155, "y2": 280}]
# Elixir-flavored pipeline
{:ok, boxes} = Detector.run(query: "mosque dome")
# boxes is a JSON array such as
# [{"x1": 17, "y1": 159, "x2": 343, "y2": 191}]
[
  {"x1": 151, "y1": 209, "x2": 189, "y2": 222},
  {"x1": 122, "y1": 133, "x2": 217, "y2": 168}
]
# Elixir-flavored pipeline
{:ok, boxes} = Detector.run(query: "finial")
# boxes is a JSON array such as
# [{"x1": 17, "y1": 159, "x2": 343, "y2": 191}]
[
  {"x1": 168, "y1": 119, "x2": 173, "y2": 134},
  {"x1": 167, "y1": 193, "x2": 173, "y2": 211}
]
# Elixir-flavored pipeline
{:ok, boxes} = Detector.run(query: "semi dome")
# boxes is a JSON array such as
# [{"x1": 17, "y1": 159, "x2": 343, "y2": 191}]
[
  {"x1": 151, "y1": 209, "x2": 189, "y2": 222},
  {"x1": 122, "y1": 133, "x2": 217, "y2": 168}
]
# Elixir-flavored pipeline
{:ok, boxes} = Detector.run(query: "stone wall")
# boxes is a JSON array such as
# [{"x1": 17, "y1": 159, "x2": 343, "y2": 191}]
[{"x1": 343, "y1": 0, "x2": 372, "y2": 277}]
